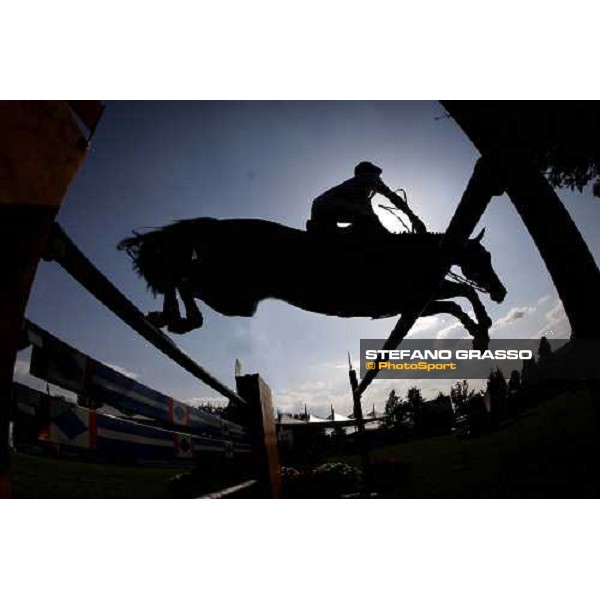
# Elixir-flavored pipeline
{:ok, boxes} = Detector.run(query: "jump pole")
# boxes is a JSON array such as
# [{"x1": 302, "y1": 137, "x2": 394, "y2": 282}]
[{"x1": 0, "y1": 101, "x2": 100, "y2": 497}]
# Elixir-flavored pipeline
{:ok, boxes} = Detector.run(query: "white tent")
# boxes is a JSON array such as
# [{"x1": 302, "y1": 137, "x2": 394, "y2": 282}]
[
  {"x1": 308, "y1": 414, "x2": 328, "y2": 423},
  {"x1": 330, "y1": 412, "x2": 351, "y2": 422}
]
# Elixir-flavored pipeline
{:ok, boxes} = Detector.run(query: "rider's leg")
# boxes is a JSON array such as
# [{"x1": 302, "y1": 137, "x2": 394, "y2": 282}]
[{"x1": 311, "y1": 195, "x2": 380, "y2": 230}]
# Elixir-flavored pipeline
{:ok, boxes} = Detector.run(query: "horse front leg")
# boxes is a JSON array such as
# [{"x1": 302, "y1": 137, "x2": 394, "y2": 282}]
[
  {"x1": 146, "y1": 287, "x2": 181, "y2": 329},
  {"x1": 165, "y1": 281, "x2": 204, "y2": 334},
  {"x1": 430, "y1": 281, "x2": 492, "y2": 350},
  {"x1": 422, "y1": 300, "x2": 480, "y2": 338},
  {"x1": 179, "y1": 281, "x2": 204, "y2": 331},
  {"x1": 437, "y1": 280, "x2": 492, "y2": 329}
]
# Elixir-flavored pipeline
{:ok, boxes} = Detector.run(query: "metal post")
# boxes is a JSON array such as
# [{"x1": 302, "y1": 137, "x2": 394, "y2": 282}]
[
  {"x1": 0, "y1": 101, "x2": 92, "y2": 497},
  {"x1": 235, "y1": 374, "x2": 282, "y2": 498},
  {"x1": 348, "y1": 354, "x2": 364, "y2": 434}
]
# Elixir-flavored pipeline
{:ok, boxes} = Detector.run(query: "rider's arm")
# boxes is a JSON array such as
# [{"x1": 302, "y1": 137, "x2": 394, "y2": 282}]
[
  {"x1": 375, "y1": 179, "x2": 427, "y2": 233},
  {"x1": 376, "y1": 179, "x2": 416, "y2": 217}
]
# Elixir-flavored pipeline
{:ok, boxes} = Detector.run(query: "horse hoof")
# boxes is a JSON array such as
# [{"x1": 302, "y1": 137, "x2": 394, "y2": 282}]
[
  {"x1": 472, "y1": 332, "x2": 490, "y2": 351},
  {"x1": 167, "y1": 319, "x2": 190, "y2": 334},
  {"x1": 188, "y1": 312, "x2": 204, "y2": 329},
  {"x1": 147, "y1": 311, "x2": 168, "y2": 328},
  {"x1": 167, "y1": 316, "x2": 204, "y2": 334}
]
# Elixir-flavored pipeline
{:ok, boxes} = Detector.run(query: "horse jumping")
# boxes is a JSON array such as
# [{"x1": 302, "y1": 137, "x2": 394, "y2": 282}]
[{"x1": 118, "y1": 218, "x2": 506, "y2": 349}]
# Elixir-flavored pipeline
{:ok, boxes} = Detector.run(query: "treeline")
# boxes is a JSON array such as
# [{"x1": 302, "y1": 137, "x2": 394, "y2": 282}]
[{"x1": 382, "y1": 336, "x2": 568, "y2": 439}]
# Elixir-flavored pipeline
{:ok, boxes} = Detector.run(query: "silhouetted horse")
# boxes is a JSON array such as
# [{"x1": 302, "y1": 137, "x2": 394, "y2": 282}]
[{"x1": 118, "y1": 218, "x2": 506, "y2": 348}]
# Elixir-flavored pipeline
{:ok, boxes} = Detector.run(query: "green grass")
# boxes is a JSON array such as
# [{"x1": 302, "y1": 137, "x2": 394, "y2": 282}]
[
  {"x1": 11, "y1": 453, "x2": 192, "y2": 498},
  {"x1": 344, "y1": 387, "x2": 598, "y2": 498}
]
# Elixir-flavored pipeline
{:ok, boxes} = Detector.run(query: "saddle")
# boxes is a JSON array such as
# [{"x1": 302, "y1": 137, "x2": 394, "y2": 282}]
[{"x1": 306, "y1": 215, "x2": 394, "y2": 236}]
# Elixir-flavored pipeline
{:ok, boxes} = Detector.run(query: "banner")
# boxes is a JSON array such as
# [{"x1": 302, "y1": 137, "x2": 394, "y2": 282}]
[
  {"x1": 27, "y1": 322, "x2": 247, "y2": 440},
  {"x1": 14, "y1": 388, "x2": 251, "y2": 462},
  {"x1": 30, "y1": 328, "x2": 91, "y2": 394}
]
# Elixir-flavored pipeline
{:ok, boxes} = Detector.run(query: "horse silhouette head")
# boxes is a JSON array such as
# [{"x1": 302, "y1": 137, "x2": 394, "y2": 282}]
[{"x1": 460, "y1": 228, "x2": 507, "y2": 303}]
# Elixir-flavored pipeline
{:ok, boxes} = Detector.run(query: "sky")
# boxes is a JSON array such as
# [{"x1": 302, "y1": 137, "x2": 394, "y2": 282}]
[{"x1": 14, "y1": 101, "x2": 600, "y2": 416}]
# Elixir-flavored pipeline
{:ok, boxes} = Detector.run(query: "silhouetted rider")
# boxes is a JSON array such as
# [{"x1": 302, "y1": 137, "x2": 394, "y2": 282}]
[{"x1": 309, "y1": 161, "x2": 427, "y2": 234}]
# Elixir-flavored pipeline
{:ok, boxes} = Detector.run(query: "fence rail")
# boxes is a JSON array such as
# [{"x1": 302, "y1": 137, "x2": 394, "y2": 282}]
[
  {"x1": 44, "y1": 223, "x2": 247, "y2": 407},
  {"x1": 30, "y1": 223, "x2": 281, "y2": 496},
  {"x1": 1, "y1": 102, "x2": 281, "y2": 498}
]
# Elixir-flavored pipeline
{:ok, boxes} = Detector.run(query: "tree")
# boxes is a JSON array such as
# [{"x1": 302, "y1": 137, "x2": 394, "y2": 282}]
[
  {"x1": 383, "y1": 389, "x2": 400, "y2": 429},
  {"x1": 487, "y1": 368, "x2": 508, "y2": 422},
  {"x1": 441, "y1": 101, "x2": 600, "y2": 340},
  {"x1": 331, "y1": 426, "x2": 347, "y2": 444},
  {"x1": 406, "y1": 386, "x2": 425, "y2": 434},
  {"x1": 443, "y1": 102, "x2": 600, "y2": 197},
  {"x1": 406, "y1": 386, "x2": 424, "y2": 408},
  {"x1": 450, "y1": 380, "x2": 474, "y2": 413},
  {"x1": 521, "y1": 355, "x2": 537, "y2": 387},
  {"x1": 538, "y1": 336, "x2": 553, "y2": 366},
  {"x1": 487, "y1": 368, "x2": 508, "y2": 399},
  {"x1": 508, "y1": 369, "x2": 521, "y2": 394}
]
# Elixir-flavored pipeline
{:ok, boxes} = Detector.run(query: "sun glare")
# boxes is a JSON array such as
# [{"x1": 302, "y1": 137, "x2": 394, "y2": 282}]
[{"x1": 371, "y1": 195, "x2": 411, "y2": 234}]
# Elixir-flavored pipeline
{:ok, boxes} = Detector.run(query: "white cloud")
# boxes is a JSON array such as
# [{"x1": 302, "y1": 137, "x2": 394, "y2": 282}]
[
  {"x1": 545, "y1": 302, "x2": 566, "y2": 325},
  {"x1": 406, "y1": 315, "x2": 441, "y2": 337},
  {"x1": 105, "y1": 363, "x2": 139, "y2": 380},
  {"x1": 322, "y1": 361, "x2": 350, "y2": 370},
  {"x1": 275, "y1": 378, "x2": 350, "y2": 416},
  {"x1": 185, "y1": 396, "x2": 228, "y2": 408},
  {"x1": 536, "y1": 299, "x2": 570, "y2": 338},
  {"x1": 436, "y1": 322, "x2": 464, "y2": 339},
  {"x1": 492, "y1": 306, "x2": 534, "y2": 330}
]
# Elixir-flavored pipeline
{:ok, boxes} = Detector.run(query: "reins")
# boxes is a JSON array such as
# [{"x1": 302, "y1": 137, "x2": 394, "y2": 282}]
[
  {"x1": 381, "y1": 191, "x2": 491, "y2": 296},
  {"x1": 446, "y1": 270, "x2": 489, "y2": 295},
  {"x1": 379, "y1": 197, "x2": 489, "y2": 294}
]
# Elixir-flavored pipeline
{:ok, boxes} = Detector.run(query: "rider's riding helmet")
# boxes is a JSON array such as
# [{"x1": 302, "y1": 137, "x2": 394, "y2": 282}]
[{"x1": 354, "y1": 161, "x2": 383, "y2": 176}]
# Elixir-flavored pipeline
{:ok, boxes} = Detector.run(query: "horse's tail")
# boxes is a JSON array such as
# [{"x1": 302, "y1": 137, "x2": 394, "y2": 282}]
[
  {"x1": 117, "y1": 231, "x2": 144, "y2": 259},
  {"x1": 117, "y1": 229, "x2": 175, "y2": 295}
]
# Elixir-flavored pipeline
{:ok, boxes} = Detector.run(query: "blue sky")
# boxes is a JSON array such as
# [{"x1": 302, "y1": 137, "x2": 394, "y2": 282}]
[{"x1": 15, "y1": 101, "x2": 600, "y2": 416}]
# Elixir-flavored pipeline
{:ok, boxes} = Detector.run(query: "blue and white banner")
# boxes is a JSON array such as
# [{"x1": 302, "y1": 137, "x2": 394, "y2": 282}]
[
  {"x1": 27, "y1": 322, "x2": 248, "y2": 442},
  {"x1": 15, "y1": 389, "x2": 251, "y2": 462}
]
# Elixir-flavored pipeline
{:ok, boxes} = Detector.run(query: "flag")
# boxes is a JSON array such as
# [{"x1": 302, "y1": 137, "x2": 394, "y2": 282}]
[
  {"x1": 168, "y1": 398, "x2": 190, "y2": 427},
  {"x1": 49, "y1": 405, "x2": 97, "y2": 449},
  {"x1": 174, "y1": 433, "x2": 193, "y2": 458}
]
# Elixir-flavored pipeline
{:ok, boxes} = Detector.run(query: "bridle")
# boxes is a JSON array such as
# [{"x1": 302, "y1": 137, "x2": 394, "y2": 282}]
[{"x1": 378, "y1": 190, "x2": 491, "y2": 296}]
